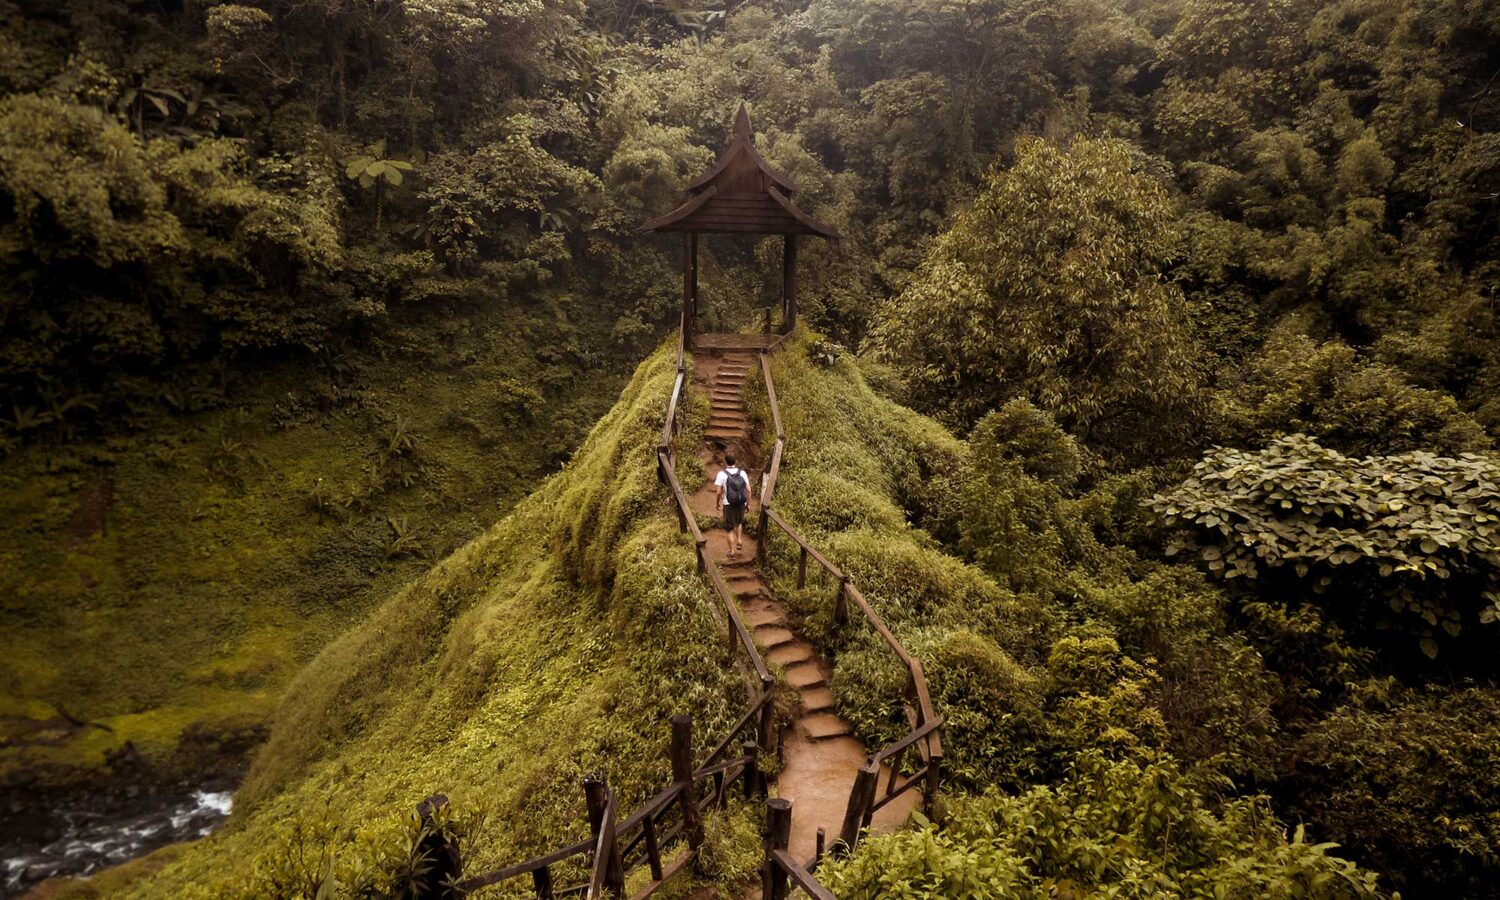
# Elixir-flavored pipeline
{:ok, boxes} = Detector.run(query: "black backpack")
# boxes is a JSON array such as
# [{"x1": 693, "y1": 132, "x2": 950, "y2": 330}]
[{"x1": 724, "y1": 469, "x2": 748, "y2": 507}]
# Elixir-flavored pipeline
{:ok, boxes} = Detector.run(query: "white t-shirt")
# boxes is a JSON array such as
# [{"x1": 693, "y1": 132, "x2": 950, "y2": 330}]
[{"x1": 715, "y1": 466, "x2": 752, "y2": 503}]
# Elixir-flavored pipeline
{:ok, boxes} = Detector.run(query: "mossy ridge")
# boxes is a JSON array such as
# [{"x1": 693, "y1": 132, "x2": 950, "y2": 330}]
[
  {"x1": 110, "y1": 342, "x2": 743, "y2": 897},
  {"x1": 753, "y1": 332, "x2": 1042, "y2": 742},
  {"x1": 0, "y1": 301, "x2": 620, "y2": 782}
]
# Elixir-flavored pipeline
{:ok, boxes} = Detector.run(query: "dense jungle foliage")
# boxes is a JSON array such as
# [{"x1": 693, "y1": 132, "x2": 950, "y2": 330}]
[{"x1": 4, "y1": 0, "x2": 1500, "y2": 896}]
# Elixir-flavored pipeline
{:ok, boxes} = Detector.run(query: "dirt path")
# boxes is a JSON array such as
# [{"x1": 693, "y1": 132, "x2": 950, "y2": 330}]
[{"x1": 688, "y1": 347, "x2": 917, "y2": 868}]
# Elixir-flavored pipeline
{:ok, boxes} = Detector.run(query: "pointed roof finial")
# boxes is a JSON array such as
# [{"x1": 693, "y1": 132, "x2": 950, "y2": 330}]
[{"x1": 734, "y1": 102, "x2": 752, "y2": 141}]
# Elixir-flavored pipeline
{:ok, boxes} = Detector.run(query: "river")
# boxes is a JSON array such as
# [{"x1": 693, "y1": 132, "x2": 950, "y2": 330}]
[{"x1": 2, "y1": 787, "x2": 232, "y2": 896}]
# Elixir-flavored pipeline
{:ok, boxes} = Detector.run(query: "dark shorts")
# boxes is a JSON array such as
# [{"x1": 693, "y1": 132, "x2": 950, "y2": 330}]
[{"x1": 723, "y1": 503, "x2": 746, "y2": 529}]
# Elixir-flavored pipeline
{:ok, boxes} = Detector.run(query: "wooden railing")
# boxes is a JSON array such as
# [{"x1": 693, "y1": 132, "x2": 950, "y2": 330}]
[
  {"x1": 442, "y1": 341, "x2": 777, "y2": 898},
  {"x1": 751, "y1": 348, "x2": 943, "y2": 855},
  {"x1": 452, "y1": 715, "x2": 763, "y2": 898}
]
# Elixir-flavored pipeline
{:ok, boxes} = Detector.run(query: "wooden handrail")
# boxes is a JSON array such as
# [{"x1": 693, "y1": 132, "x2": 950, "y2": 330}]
[
  {"x1": 660, "y1": 369, "x2": 685, "y2": 452},
  {"x1": 763, "y1": 508, "x2": 844, "y2": 581},
  {"x1": 771, "y1": 849, "x2": 839, "y2": 900},
  {"x1": 753, "y1": 348, "x2": 942, "y2": 849},
  {"x1": 699, "y1": 689, "x2": 773, "y2": 767},
  {"x1": 760, "y1": 353, "x2": 784, "y2": 441},
  {"x1": 868, "y1": 715, "x2": 943, "y2": 765}
]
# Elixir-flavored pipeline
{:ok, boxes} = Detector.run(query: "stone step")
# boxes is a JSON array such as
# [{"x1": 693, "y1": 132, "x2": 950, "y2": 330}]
[
  {"x1": 799, "y1": 685, "x2": 835, "y2": 713},
  {"x1": 709, "y1": 416, "x2": 748, "y2": 428},
  {"x1": 718, "y1": 363, "x2": 753, "y2": 374},
  {"x1": 705, "y1": 427, "x2": 748, "y2": 440},
  {"x1": 715, "y1": 374, "x2": 747, "y2": 385},
  {"x1": 745, "y1": 606, "x2": 786, "y2": 628},
  {"x1": 783, "y1": 660, "x2": 827, "y2": 689},
  {"x1": 768, "y1": 641, "x2": 815, "y2": 667},
  {"x1": 801, "y1": 712, "x2": 853, "y2": 741},
  {"x1": 754, "y1": 625, "x2": 795, "y2": 649}
]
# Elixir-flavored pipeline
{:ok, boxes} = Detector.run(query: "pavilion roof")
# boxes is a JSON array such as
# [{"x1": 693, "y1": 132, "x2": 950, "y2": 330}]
[{"x1": 640, "y1": 104, "x2": 839, "y2": 239}]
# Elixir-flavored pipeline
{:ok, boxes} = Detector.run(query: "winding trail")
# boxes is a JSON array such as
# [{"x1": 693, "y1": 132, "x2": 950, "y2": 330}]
[{"x1": 687, "y1": 345, "x2": 917, "y2": 867}]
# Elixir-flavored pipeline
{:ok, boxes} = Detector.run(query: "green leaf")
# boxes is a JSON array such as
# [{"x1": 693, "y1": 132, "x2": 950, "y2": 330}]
[{"x1": 1419, "y1": 638, "x2": 1438, "y2": 659}]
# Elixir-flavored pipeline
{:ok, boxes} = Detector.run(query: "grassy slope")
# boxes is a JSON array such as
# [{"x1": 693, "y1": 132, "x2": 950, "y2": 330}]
[
  {"x1": 752, "y1": 335, "x2": 1045, "y2": 750},
  {"x1": 0, "y1": 303, "x2": 620, "y2": 782},
  {"x1": 111, "y1": 342, "x2": 744, "y2": 896}
]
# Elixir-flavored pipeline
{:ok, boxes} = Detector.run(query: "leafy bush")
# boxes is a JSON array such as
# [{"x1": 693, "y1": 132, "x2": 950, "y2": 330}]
[
  {"x1": 1290, "y1": 685, "x2": 1500, "y2": 897},
  {"x1": 1150, "y1": 434, "x2": 1500, "y2": 658},
  {"x1": 821, "y1": 751, "x2": 1387, "y2": 899},
  {"x1": 1221, "y1": 326, "x2": 1491, "y2": 456}
]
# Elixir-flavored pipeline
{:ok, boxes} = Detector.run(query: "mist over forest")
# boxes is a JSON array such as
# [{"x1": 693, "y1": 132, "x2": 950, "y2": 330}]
[{"x1": 2, "y1": 0, "x2": 1499, "y2": 897}]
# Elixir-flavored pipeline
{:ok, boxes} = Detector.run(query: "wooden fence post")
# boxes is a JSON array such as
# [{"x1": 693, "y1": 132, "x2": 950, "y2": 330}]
[
  {"x1": 756, "y1": 506, "x2": 770, "y2": 565},
  {"x1": 670, "y1": 715, "x2": 704, "y2": 853},
  {"x1": 756, "y1": 675, "x2": 776, "y2": 759},
  {"x1": 796, "y1": 547, "x2": 808, "y2": 589},
  {"x1": 762, "y1": 798, "x2": 792, "y2": 900},
  {"x1": 834, "y1": 576, "x2": 850, "y2": 626},
  {"x1": 741, "y1": 739, "x2": 759, "y2": 799},
  {"x1": 411, "y1": 794, "x2": 463, "y2": 900},
  {"x1": 582, "y1": 776, "x2": 624, "y2": 896},
  {"x1": 925, "y1": 749, "x2": 942, "y2": 813},
  {"x1": 532, "y1": 866, "x2": 554, "y2": 899},
  {"x1": 836, "y1": 765, "x2": 878, "y2": 855}
]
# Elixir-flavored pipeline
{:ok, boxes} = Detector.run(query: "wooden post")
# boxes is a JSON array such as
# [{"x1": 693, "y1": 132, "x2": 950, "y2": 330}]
[
  {"x1": 741, "y1": 739, "x2": 759, "y2": 799},
  {"x1": 583, "y1": 776, "x2": 624, "y2": 895},
  {"x1": 762, "y1": 798, "x2": 792, "y2": 900},
  {"x1": 886, "y1": 746, "x2": 905, "y2": 798},
  {"x1": 834, "y1": 576, "x2": 850, "y2": 626},
  {"x1": 756, "y1": 505, "x2": 770, "y2": 564},
  {"x1": 782, "y1": 234, "x2": 798, "y2": 333},
  {"x1": 643, "y1": 814, "x2": 664, "y2": 882},
  {"x1": 670, "y1": 715, "x2": 704, "y2": 852},
  {"x1": 690, "y1": 233, "x2": 700, "y2": 345},
  {"x1": 756, "y1": 675, "x2": 776, "y2": 756},
  {"x1": 682, "y1": 233, "x2": 700, "y2": 351},
  {"x1": 815, "y1": 828, "x2": 826, "y2": 869},
  {"x1": 837, "y1": 766, "x2": 878, "y2": 855},
  {"x1": 925, "y1": 750, "x2": 942, "y2": 813},
  {"x1": 532, "y1": 866, "x2": 554, "y2": 899},
  {"x1": 412, "y1": 795, "x2": 462, "y2": 900},
  {"x1": 796, "y1": 547, "x2": 808, "y2": 589}
]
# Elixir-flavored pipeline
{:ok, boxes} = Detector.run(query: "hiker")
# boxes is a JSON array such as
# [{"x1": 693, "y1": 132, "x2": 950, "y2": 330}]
[{"x1": 715, "y1": 451, "x2": 752, "y2": 558}]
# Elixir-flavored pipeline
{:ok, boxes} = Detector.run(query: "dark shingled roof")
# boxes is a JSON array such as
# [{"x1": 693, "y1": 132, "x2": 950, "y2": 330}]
[{"x1": 641, "y1": 104, "x2": 839, "y2": 239}]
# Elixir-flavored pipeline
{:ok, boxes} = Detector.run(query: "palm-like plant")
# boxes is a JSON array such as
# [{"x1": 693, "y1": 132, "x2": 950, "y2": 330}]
[{"x1": 343, "y1": 139, "x2": 415, "y2": 230}]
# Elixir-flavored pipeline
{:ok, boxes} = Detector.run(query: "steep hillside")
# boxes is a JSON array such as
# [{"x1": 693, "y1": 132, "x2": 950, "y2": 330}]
[
  {"x1": 99, "y1": 343, "x2": 742, "y2": 897},
  {"x1": 0, "y1": 302, "x2": 618, "y2": 784}
]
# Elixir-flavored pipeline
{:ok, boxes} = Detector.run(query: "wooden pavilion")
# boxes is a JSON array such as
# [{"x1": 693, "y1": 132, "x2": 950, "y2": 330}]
[{"x1": 641, "y1": 104, "x2": 838, "y2": 349}]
